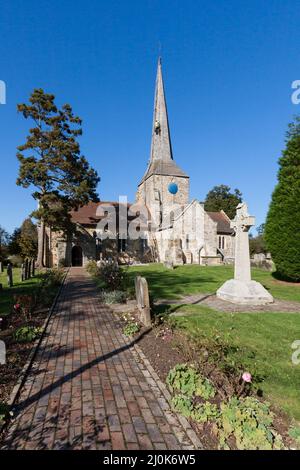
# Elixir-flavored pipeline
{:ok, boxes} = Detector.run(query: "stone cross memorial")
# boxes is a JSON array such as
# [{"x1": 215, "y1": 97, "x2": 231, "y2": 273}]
[
  {"x1": 217, "y1": 202, "x2": 274, "y2": 305},
  {"x1": 135, "y1": 276, "x2": 152, "y2": 327}
]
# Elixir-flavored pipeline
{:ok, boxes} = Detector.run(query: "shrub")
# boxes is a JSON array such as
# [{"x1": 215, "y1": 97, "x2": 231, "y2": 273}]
[
  {"x1": 265, "y1": 117, "x2": 300, "y2": 281},
  {"x1": 86, "y1": 260, "x2": 100, "y2": 277},
  {"x1": 14, "y1": 326, "x2": 43, "y2": 343},
  {"x1": 166, "y1": 363, "x2": 215, "y2": 399},
  {"x1": 98, "y1": 262, "x2": 127, "y2": 291},
  {"x1": 100, "y1": 290, "x2": 127, "y2": 304},
  {"x1": 122, "y1": 321, "x2": 140, "y2": 337},
  {"x1": 58, "y1": 258, "x2": 67, "y2": 268},
  {"x1": 0, "y1": 402, "x2": 10, "y2": 425},
  {"x1": 42, "y1": 268, "x2": 64, "y2": 288},
  {"x1": 13, "y1": 294, "x2": 35, "y2": 320},
  {"x1": 217, "y1": 396, "x2": 284, "y2": 450}
]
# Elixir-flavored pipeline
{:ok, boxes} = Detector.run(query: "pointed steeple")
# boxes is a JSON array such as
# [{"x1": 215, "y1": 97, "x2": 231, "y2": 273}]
[
  {"x1": 138, "y1": 59, "x2": 188, "y2": 185},
  {"x1": 150, "y1": 57, "x2": 173, "y2": 162}
]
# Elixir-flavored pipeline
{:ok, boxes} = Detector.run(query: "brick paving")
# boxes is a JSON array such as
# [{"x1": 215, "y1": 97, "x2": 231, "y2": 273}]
[{"x1": 1, "y1": 268, "x2": 200, "y2": 450}]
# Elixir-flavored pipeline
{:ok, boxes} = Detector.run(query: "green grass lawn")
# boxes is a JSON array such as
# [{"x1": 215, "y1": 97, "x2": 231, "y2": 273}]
[
  {"x1": 127, "y1": 264, "x2": 300, "y2": 302},
  {"x1": 0, "y1": 268, "x2": 42, "y2": 316},
  {"x1": 128, "y1": 264, "x2": 300, "y2": 421}
]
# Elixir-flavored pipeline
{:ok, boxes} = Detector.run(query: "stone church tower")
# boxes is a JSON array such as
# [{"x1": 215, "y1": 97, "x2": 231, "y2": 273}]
[{"x1": 136, "y1": 58, "x2": 189, "y2": 228}]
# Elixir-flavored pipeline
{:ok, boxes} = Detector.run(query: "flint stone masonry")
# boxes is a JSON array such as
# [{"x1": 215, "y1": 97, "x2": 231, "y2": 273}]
[{"x1": 217, "y1": 203, "x2": 274, "y2": 305}]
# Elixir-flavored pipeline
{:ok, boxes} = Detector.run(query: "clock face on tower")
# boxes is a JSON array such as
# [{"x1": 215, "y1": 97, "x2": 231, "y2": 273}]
[{"x1": 168, "y1": 182, "x2": 178, "y2": 194}]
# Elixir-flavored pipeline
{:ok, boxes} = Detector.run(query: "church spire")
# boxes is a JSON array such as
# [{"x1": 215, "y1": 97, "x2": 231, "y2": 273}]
[{"x1": 150, "y1": 57, "x2": 173, "y2": 162}]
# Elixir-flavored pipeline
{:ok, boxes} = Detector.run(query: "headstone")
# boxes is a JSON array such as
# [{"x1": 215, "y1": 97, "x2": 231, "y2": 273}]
[
  {"x1": 28, "y1": 259, "x2": 32, "y2": 279},
  {"x1": 164, "y1": 238, "x2": 184, "y2": 266},
  {"x1": 135, "y1": 276, "x2": 151, "y2": 327},
  {"x1": 32, "y1": 259, "x2": 35, "y2": 277},
  {"x1": 217, "y1": 203, "x2": 274, "y2": 305},
  {"x1": 24, "y1": 259, "x2": 29, "y2": 281},
  {"x1": 7, "y1": 262, "x2": 13, "y2": 287},
  {"x1": 0, "y1": 261, "x2": 3, "y2": 272},
  {"x1": 21, "y1": 262, "x2": 25, "y2": 282},
  {"x1": 0, "y1": 340, "x2": 6, "y2": 365},
  {"x1": 164, "y1": 260, "x2": 174, "y2": 269}
]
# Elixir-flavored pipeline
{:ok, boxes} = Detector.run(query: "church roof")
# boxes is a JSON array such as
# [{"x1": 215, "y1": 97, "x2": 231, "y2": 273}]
[
  {"x1": 139, "y1": 58, "x2": 188, "y2": 185},
  {"x1": 71, "y1": 200, "x2": 149, "y2": 226},
  {"x1": 206, "y1": 211, "x2": 234, "y2": 234},
  {"x1": 141, "y1": 159, "x2": 188, "y2": 182}
]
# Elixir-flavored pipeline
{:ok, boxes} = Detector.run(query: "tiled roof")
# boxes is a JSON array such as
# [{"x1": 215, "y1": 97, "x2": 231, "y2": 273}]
[
  {"x1": 206, "y1": 211, "x2": 234, "y2": 234},
  {"x1": 71, "y1": 201, "x2": 132, "y2": 225},
  {"x1": 139, "y1": 159, "x2": 189, "y2": 184}
]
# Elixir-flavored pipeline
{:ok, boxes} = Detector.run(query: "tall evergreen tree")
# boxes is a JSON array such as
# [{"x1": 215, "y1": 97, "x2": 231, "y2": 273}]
[
  {"x1": 18, "y1": 218, "x2": 38, "y2": 259},
  {"x1": 16, "y1": 89, "x2": 100, "y2": 266},
  {"x1": 204, "y1": 185, "x2": 242, "y2": 219},
  {"x1": 265, "y1": 116, "x2": 300, "y2": 281},
  {"x1": 0, "y1": 225, "x2": 10, "y2": 261}
]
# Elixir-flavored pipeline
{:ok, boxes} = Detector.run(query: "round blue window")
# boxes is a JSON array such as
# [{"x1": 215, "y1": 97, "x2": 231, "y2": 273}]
[{"x1": 168, "y1": 182, "x2": 178, "y2": 194}]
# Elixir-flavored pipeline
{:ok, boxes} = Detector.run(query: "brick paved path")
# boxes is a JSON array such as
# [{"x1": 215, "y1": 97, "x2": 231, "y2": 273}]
[{"x1": 2, "y1": 268, "x2": 200, "y2": 450}]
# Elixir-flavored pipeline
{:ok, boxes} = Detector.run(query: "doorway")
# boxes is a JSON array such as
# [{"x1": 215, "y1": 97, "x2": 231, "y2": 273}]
[{"x1": 72, "y1": 245, "x2": 83, "y2": 266}]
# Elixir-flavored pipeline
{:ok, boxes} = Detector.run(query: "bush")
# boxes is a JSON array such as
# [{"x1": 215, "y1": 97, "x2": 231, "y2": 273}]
[
  {"x1": 265, "y1": 117, "x2": 300, "y2": 281},
  {"x1": 166, "y1": 363, "x2": 215, "y2": 399},
  {"x1": 122, "y1": 321, "x2": 140, "y2": 337},
  {"x1": 14, "y1": 326, "x2": 43, "y2": 343},
  {"x1": 100, "y1": 290, "x2": 127, "y2": 304},
  {"x1": 166, "y1": 363, "x2": 284, "y2": 450},
  {"x1": 0, "y1": 402, "x2": 10, "y2": 425},
  {"x1": 98, "y1": 262, "x2": 127, "y2": 291},
  {"x1": 42, "y1": 268, "x2": 64, "y2": 288},
  {"x1": 86, "y1": 260, "x2": 100, "y2": 277},
  {"x1": 217, "y1": 397, "x2": 283, "y2": 450},
  {"x1": 58, "y1": 258, "x2": 67, "y2": 268}
]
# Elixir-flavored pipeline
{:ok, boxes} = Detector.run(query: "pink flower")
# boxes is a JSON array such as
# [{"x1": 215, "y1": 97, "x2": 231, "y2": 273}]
[
  {"x1": 242, "y1": 372, "x2": 252, "y2": 383},
  {"x1": 14, "y1": 303, "x2": 21, "y2": 310}
]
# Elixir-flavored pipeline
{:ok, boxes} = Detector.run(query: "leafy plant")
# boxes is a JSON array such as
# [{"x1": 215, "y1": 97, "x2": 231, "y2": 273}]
[
  {"x1": 98, "y1": 262, "x2": 127, "y2": 291},
  {"x1": 171, "y1": 395, "x2": 194, "y2": 418},
  {"x1": 14, "y1": 326, "x2": 43, "y2": 343},
  {"x1": 166, "y1": 363, "x2": 215, "y2": 399},
  {"x1": 86, "y1": 260, "x2": 100, "y2": 277},
  {"x1": 289, "y1": 426, "x2": 300, "y2": 444},
  {"x1": 13, "y1": 294, "x2": 35, "y2": 320},
  {"x1": 0, "y1": 402, "x2": 10, "y2": 425},
  {"x1": 100, "y1": 290, "x2": 127, "y2": 304},
  {"x1": 122, "y1": 321, "x2": 140, "y2": 337},
  {"x1": 191, "y1": 402, "x2": 220, "y2": 423},
  {"x1": 217, "y1": 396, "x2": 284, "y2": 450}
]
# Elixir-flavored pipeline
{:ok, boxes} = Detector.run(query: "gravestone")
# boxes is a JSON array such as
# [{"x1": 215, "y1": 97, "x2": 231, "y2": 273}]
[
  {"x1": 24, "y1": 259, "x2": 29, "y2": 281},
  {"x1": 0, "y1": 340, "x2": 6, "y2": 365},
  {"x1": 0, "y1": 261, "x2": 3, "y2": 273},
  {"x1": 7, "y1": 263, "x2": 13, "y2": 287},
  {"x1": 164, "y1": 238, "x2": 184, "y2": 266},
  {"x1": 32, "y1": 259, "x2": 35, "y2": 277},
  {"x1": 135, "y1": 276, "x2": 151, "y2": 327},
  {"x1": 28, "y1": 259, "x2": 32, "y2": 279},
  {"x1": 217, "y1": 203, "x2": 274, "y2": 305},
  {"x1": 21, "y1": 262, "x2": 25, "y2": 282}
]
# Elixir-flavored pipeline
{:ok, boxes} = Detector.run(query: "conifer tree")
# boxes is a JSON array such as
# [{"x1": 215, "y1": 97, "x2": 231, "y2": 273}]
[
  {"x1": 265, "y1": 117, "x2": 300, "y2": 281},
  {"x1": 16, "y1": 89, "x2": 100, "y2": 266}
]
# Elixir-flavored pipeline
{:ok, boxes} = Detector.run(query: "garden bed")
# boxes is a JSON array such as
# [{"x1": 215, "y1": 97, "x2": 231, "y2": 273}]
[
  {"x1": 0, "y1": 269, "x2": 65, "y2": 428},
  {"x1": 134, "y1": 319, "x2": 296, "y2": 450}
]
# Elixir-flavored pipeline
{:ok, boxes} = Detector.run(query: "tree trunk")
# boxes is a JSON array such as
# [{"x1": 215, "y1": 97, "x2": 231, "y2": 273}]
[{"x1": 36, "y1": 219, "x2": 45, "y2": 268}]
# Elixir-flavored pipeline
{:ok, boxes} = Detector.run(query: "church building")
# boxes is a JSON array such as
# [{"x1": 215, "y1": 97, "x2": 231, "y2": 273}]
[{"x1": 45, "y1": 59, "x2": 235, "y2": 267}]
